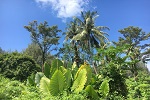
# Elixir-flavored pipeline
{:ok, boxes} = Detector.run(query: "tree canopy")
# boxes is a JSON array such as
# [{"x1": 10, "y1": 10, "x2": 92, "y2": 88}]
[{"x1": 24, "y1": 21, "x2": 61, "y2": 71}]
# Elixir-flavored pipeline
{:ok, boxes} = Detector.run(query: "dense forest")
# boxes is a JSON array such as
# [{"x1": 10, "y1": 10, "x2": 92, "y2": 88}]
[{"x1": 0, "y1": 11, "x2": 150, "y2": 100}]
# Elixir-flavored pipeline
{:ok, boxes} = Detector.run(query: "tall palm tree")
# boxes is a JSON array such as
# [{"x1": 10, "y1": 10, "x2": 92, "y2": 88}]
[
  {"x1": 64, "y1": 20, "x2": 81, "y2": 67},
  {"x1": 72, "y1": 11, "x2": 109, "y2": 50},
  {"x1": 72, "y1": 11, "x2": 109, "y2": 69},
  {"x1": 64, "y1": 11, "x2": 109, "y2": 68}
]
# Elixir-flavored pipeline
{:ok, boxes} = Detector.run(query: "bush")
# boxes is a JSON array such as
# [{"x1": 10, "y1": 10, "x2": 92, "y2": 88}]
[
  {"x1": 0, "y1": 75, "x2": 40, "y2": 100},
  {"x1": 0, "y1": 52, "x2": 40, "y2": 81}
]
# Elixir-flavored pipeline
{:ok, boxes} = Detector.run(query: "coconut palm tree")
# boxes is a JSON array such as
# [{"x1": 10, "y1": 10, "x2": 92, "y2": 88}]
[
  {"x1": 63, "y1": 20, "x2": 81, "y2": 67},
  {"x1": 64, "y1": 11, "x2": 109, "y2": 68},
  {"x1": 72, "y1": 11, "x2": 109, "y2": 50},
  {"x1": 72, "y1": 11, "x2": 109, "y2": 69}
]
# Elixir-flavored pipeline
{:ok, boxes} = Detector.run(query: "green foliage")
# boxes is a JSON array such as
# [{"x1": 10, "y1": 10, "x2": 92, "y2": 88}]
[
  {"x1": 27, "y1": 73, "x2": 36, "y2": 86},
  {"x1": 85, "y1": 85, "x2": 99, "y2": 100},
  {"x1": 3, "y1": 10, "x2": 150, "y2": 100},
  {"x1": 41, "y1": 91, "x2": 89, "y2": 100},
  {"x1": 0, "y1": 75, "x2": 40, "y2": 100},
  {"x1": 40, "y1": 76, "x2": 50, "y2": 95},
  {"x1": 84, "y1": 63, "x2": 92, "y2": 85},
  {"x1": 35, "y1": 72, "x2": 44, "y2": 87},
  {"x1": 63, "y1": 11, "x2": 109, "y2": 66},
  {"x1": 43, "y1": 62, "x2": 51, "y2": 78},
  {"x1": 24, "y1": 21, "x2": 61, "y2": 71},
  {"x1": 64, "y1": 69, "x2": 72, "y2": 88},
  {"x1": 127, "y1": 71, "x2": 150, "y2": 99},
  {"x1": 50, "y1": 59, "x2": 63, "y2": 76},
  {"x1": 58, "y1": 42, "x2": 74, "y2": 63},
  {"x1": 0, "y1": 52, "x2": 40, "y2": 81},
  {"x1": 49, "y1": 70, "x2": 66, "y2": 96},
  {"x1": 95, "y1": 45, "x2": 129, "y2": 97},
  {"x1": 114, "y1": 26, "x2": 150, "y2": 76},
  {"x1": 99, "y1": 79, "x2": 110, "y2": 97},
  {"x1": 23, "y1": 43, "x2": 42, "y2": 66},
  {"x1": 72, "y1": 67, "x2": 87, "y2": 93}
]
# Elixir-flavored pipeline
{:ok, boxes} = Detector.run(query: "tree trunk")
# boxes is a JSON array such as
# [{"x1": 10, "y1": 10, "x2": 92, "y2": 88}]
[
  {"x1": 93, "y1": 62, "x2": 98, "y2": 75},
  {"x1": 74, "y1": 44, "x2": 80, "y2": 68},
  {"x1": 42, "y1": 51, "x2": 45, "y2": 72}
]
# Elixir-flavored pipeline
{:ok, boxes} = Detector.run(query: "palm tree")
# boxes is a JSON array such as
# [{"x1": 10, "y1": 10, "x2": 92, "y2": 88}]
[
  {"x1": 64, "y1": 11, "x2": 109, "y2": 69},
  {"x1": 72, "y1": 11, "x2": 109, "y2": 50},
  {"x1": 72, "y1": 11, "x2": 109, "y2": 70},
  {"x1": 64, "y1": 20, "x2": 81, "y2": 67}
]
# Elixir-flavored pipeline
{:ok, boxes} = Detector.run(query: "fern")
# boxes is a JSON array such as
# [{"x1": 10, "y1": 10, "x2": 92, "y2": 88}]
[{"x1": 49, "y1": 70, "x2": 66, "y2": 96}]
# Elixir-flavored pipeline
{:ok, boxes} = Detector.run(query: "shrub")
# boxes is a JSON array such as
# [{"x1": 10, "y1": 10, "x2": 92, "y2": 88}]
[{"x1": 0, "y1": 52, "x2": 40, "y2": 81}]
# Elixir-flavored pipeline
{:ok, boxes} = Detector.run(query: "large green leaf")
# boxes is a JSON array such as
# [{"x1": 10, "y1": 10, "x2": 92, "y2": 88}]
[
  {"x1": 84, "y1": 63, "x2": 92, "y2": 85},
  {"x1": 99, "y1": 79, "x2": 110, "y2": 97},
  {"x1": 43, "y1": 62, "x2": 50, "y2": 78},
  {"x1": 40, "y1": 77, "x2": 50, "y2": 95},
  {"x1": 50, "y1": 59, "x2": 63, "y2": 76},
  {"x1": 71, "y1": 62, "x2": 78, "y2": 79},
  {"x1": 75, "y1": 63, "x2": 92, "y2": 85},
  {"x1": 64, "y1": 70, "x2": 72, "y2": 88},
  {"x1": 27, "y1": 73, "x2": 35, "y2": 86},
  {"x1": 71, "y1": 68, "x2": 87, "y2": 93},
  {"x1": 85, "y1": 85, "x2": 99, "y2": 100},
  {"x1": 35, "y1": 72, "x2": 44, "y2": 87},
  {"x1": 49, "y1": 70, "x2": 66, "y2": 96},
  {"x1": 60, "y1": 66, "x2": 67, "y2": 73}
]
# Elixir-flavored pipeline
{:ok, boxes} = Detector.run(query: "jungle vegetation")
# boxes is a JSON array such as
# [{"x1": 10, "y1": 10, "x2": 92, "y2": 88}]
[{"x1": 0, "y1": 11, "x2": 150, "y2": 100}]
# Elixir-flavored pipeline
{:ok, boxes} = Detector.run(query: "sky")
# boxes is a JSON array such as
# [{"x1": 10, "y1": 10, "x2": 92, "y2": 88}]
[{"x1": 0, "y1": 0, "x2": 150, "y2": 69}]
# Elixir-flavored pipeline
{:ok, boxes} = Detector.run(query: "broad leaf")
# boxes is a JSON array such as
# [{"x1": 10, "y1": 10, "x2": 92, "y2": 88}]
[
  {"x1": 75, "y1": 63, "x2": 92, "y2": 85},
  {"x1": 99, "y1": 79, "x2": 110, "y2": 97},
  {"x1": 49, "y1": 70, "x2": 66, "y2": 96},
  {"x1": 84, "y1": 63, "x2": 92, "y2": 85},
  {"x1": 43, "y1": 62, "x2": 50, "y2": 78},
  {"x1": 27, "y1": 73, "x2": 35, "y2": 86},
  {"x1": 71, "y1": 68, "x2": 87, "y2": 93},
  {"x1": 85, "y1": 85, "x2": 99, "y2": 100},
  {"x1": 64, "y1": 70, "x2": 72, "y2": 88},
  {"x1": 40, "y1": 77, "x2": 50, "y2": 95},
  {"x1": 60, "y1": 66, "x2": 67, "y2": 73},
  {"x1": 50, "y1": 59, "x2": 63, "y2": 76},
  {"x1": 35, "y1": 72, "x2": 44, "y2": 87}
]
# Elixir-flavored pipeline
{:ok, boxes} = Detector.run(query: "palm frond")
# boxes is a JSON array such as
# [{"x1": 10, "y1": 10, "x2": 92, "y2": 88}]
[
  {"x1": 92, "y1": 28, "x2": 109, "y2": 42},
  {"x1": 96, "y1": 26, "x2": 110, "y2": 31}
]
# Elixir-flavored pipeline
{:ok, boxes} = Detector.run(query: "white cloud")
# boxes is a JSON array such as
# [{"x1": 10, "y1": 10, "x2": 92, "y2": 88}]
[{"x1": 35, "y1": 0, "x2": 89, "y2": 20}]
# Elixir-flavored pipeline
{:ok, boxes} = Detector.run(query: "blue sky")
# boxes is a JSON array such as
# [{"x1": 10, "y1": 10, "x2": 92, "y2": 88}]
[{"x1": 0, "y1": 0, "x2": 150, "y2": 69}]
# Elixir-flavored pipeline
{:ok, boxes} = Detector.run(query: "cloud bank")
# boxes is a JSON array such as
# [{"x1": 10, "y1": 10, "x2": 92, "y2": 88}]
[{"x1": 35, "y1": 0, "x2": 89, "y2": 20}]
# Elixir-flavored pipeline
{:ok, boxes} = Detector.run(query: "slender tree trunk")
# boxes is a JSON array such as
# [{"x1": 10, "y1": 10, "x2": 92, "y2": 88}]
[
  {"x1": 74, "y1": 44, "x2": 80, "y2": 68},
  {"x1": 42, "y1": 51, "x2": 45, "y2": 72},
  {"x1": 93, "y1": 62, "x2": 98, "y2": 75}
]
